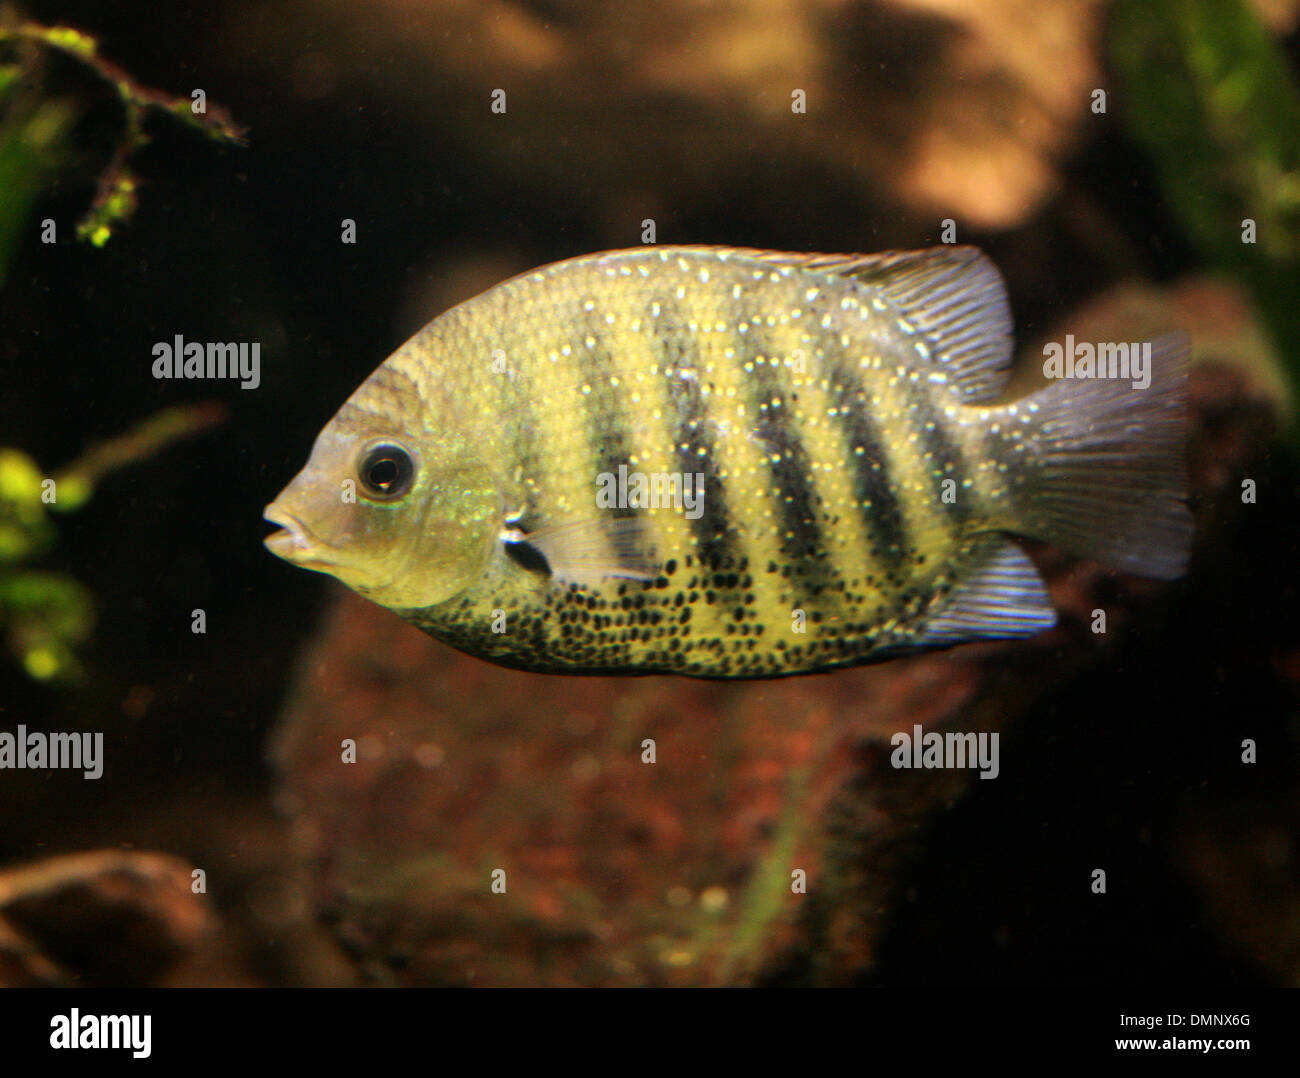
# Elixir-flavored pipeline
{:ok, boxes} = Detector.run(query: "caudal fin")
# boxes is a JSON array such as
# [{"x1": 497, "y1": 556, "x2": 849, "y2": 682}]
[{"x1": 1011, "y1": 332, "x2": 1193, "y2": 580}]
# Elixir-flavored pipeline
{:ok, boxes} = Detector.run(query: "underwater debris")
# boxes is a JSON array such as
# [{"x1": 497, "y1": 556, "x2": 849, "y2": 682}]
[{"x1": 0, "y1": 850, "x2": 212, "y2": 987}]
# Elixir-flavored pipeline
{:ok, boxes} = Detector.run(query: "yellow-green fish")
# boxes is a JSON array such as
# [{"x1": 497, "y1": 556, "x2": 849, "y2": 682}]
[{"x1": 264, "y1": 245, "x2": 1191, "y2": 678}]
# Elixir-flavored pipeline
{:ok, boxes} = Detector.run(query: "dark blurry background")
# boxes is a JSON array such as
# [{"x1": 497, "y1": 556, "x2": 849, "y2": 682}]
[{"x1": 0, "y1": 0, "x2": 1296, "y2": 986}]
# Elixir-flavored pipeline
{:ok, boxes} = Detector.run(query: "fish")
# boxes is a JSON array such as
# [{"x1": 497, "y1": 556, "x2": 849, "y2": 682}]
[{"x1": 263, "y1": 245, "x2": 1192, "y2": 678}]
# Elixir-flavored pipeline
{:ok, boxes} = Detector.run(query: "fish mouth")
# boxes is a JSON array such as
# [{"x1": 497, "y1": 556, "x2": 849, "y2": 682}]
[{"x1": 263, "y1": 502, "x2": 332, "y2": 567}]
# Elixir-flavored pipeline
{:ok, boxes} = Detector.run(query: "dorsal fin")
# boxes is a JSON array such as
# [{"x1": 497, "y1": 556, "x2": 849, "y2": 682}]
[{"x1": 703, "y1": 245, "x2": 1015, "y2": 403}]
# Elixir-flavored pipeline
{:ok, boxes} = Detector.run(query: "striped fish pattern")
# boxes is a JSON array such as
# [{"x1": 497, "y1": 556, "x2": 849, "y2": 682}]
[{"x1": 264, "y1": 246, "x2": 1192, "y2": 678}]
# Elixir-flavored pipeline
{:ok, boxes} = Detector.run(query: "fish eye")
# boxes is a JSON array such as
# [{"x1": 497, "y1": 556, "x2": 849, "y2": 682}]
[{"x1": 358, "y1": 443, "x2": 415, "y2": 500}]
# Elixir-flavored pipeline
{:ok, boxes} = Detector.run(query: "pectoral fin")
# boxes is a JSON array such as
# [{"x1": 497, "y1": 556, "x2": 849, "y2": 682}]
[{"x1": 502, "y1": 515, "x2": 663, "y2": 589}]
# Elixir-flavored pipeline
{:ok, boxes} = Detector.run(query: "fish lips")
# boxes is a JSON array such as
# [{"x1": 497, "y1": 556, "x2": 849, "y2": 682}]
[{"x1": 263, "y1": 501, "x2": 332, "y2": 568}]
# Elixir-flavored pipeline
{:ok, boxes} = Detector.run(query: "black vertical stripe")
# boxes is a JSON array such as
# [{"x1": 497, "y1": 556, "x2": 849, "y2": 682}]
[
  {"x1": 652, "y1": 300, "x2": 736, "y2": 573},
  {"x1": 825, "y1": 356, "x2": 911, "y2": 576},
  {"x1": 899, "y1": 373, "x2": 973, "y2": 528},
  {"x1": 743, "y1": 323, "x2": 839, "y2": 601},
  {"x1": 575, "y1": 310, "x2": 650, "y2": 549}
]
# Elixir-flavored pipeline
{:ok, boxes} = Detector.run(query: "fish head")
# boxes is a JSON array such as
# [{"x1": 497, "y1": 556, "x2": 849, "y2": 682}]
[{"x1": 263, "y1": 374, "x2": 500, "y2": 610}]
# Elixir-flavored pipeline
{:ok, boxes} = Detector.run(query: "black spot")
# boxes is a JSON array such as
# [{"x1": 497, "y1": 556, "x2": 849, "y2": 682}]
[{"x1": 503, "y1": 538, "x2": 551, "y2": 576}]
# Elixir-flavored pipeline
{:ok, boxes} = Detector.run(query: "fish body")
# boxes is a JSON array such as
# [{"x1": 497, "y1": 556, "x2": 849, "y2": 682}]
[{"x1": 265, "y1": 245, "x2": 1191, "y2": 678}]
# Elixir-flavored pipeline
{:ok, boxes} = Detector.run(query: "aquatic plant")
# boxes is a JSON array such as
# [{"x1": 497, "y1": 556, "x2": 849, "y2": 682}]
[
  {"x1": 0, "y1": 18, "x2": 241, "y2": 680},
  {"x1": 0, "y1": 16, "x2": 245, "y2": 280},
  {"x1": 0, "y1": 406, "x2": 223, "y2": 681}
]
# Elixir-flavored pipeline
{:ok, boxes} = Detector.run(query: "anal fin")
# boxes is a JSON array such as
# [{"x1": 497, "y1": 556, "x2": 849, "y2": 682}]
[{"x1": 914, "y1": 536, "x2": 1056, "y2": 646}]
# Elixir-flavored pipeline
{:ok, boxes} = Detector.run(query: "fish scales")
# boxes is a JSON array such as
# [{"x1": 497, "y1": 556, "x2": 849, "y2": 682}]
[
  {"x1": 676, "y1": 282, "x2": 805, "y2": 655},
  {"x1": 771, "y1": 317, "x2": 884, "y2": 609},
  {"x1": 630, "y1": 281, "x2": 747, "y2": 658},
  {"x1": 265, "y1": 245, "x2": 1193, "y2": 678},
  {"x1": 533, "y1": 251, "x2": 954, "y2": 667},
  {"x1": 509, "y1": 249, "x2": 934, "y2": 672},
  {"x1": 408, "y1": 251, "x2": 931, "y2": 673},
  {"x1": 642, "y1": 297, "x2": 740, "y2": 654}
]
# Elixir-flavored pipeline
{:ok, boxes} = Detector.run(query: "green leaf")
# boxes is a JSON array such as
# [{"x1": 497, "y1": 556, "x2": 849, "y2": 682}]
[{"x1": 1111, "y1": 0, "x2": 1300, "y2": 420}]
